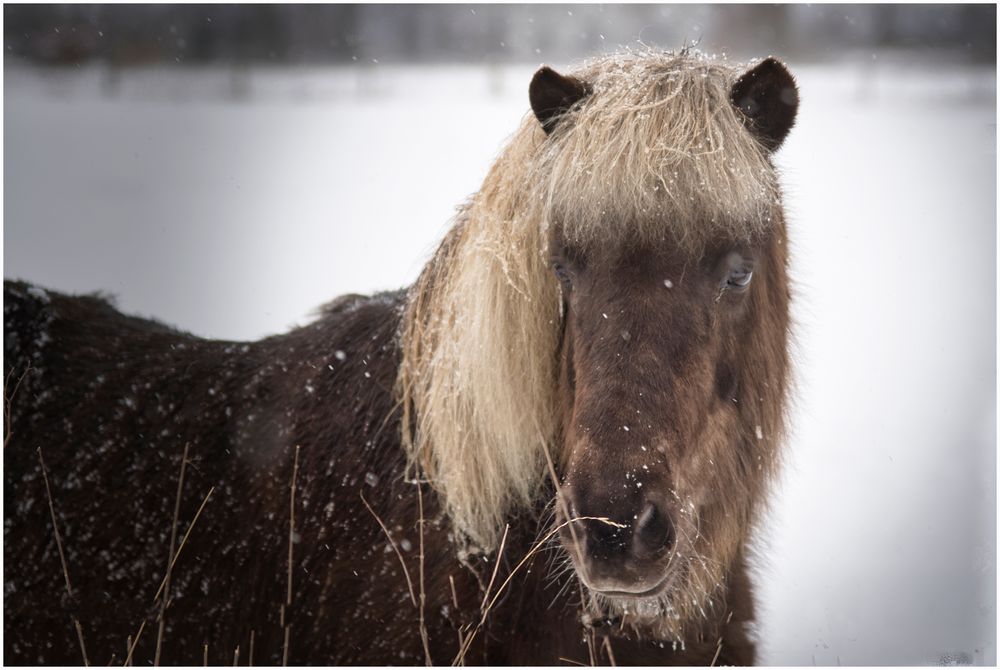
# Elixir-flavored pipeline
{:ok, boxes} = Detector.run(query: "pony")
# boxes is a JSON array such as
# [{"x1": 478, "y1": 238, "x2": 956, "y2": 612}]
[{"x1": 4, "y1": 48, "x2": 798, "y2": 665}]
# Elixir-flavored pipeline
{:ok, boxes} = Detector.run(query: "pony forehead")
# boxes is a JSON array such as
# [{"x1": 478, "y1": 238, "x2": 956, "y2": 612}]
[{"x1": 535, "y1": 51, "x2": 780, "y2": 250}]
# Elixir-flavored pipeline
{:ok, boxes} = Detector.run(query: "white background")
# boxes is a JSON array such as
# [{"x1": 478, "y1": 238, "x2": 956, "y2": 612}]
[{"x1": 4, "y1": 60, "x2": 996, "y2": 665}]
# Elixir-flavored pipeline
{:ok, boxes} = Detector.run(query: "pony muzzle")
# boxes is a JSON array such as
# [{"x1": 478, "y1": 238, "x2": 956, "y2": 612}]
[{"x1": 560, "y1": 491, "x2": 678, "y2": 597}]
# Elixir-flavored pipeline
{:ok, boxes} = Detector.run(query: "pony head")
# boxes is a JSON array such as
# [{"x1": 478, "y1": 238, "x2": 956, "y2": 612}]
[{"x1": 398, "y1": 49, "x2": 797, "y2": 637}]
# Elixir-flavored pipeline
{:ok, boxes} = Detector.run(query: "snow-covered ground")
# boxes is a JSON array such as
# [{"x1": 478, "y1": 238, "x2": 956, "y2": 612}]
[{"x1": 4, "y1": 61, "x2": 996, "y2": 665}]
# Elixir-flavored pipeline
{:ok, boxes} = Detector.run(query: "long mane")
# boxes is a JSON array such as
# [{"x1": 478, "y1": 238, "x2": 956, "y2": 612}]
[{"x1": 397, "y1": 50, "x2": 781, "y2": 550}]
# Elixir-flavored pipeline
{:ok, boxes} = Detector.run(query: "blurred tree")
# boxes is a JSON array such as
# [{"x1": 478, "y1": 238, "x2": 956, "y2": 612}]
[{"x1": 3, "y1": 4, "x2": 995, "y2": 67}]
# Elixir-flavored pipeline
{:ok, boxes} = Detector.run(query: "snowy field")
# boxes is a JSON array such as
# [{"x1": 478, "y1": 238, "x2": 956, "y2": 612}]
[{"x1": 4, "y1": 60, "x2": 996, "y2": 665}]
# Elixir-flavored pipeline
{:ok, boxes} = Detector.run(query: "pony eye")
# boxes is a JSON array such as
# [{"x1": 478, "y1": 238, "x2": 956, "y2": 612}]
[
  {"x1": 726, "y1": 267, "x2": 753, "y2": 290},
  {"x1": 720, "y1": 251, "x2": 754, "y2": 293},
  {"x1": 553, "y1": 263, "x2": 573, "y2": 287}
]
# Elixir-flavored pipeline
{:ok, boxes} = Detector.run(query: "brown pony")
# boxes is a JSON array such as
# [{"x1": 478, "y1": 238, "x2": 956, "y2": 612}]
[{"x1": 4, "y1": 49, "x2": 797, "y2": 665}]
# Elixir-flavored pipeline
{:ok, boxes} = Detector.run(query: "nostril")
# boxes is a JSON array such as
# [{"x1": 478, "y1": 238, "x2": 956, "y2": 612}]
[
  {"x1": 582, "y1": 518, "x2": 629, "y2": 558},
  {"x1": 636, "y1": 502, "x2": 656, "y2": 529},
  {"x1": 634, "y1": 502, "x2": 675, "y2": 554}
]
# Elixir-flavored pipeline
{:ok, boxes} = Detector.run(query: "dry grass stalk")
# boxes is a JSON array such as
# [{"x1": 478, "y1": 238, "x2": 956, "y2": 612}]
[
  {"x1": 449, "y1": 574, "x2": 464, "y2": 666},
  {"x1": 451, "y1": 516, "x2": 623, "y2": 665},
  {"x1": 540, "y1": 442, "x2": 586, "y2": 573},
  {"x1": 282, "y1": 445, "x2": 300, "y2": 666},
  {"x1": 233, "y1": 645, "x2": 240, "y2": 666},
  {"x1": 602, "y1": 637, "x2": 618, "y2": 666},
  {"x1": 478, "y1": 524, "x2": 509, "y2": 617},
  {"x1": 203, "y1": 643, "x2": 208, "y2": 666},
  {"x1": 122, "y1": 620, "x2": 145, "y2": 666},
  {"x1": 448, "y1": 574, "x2": 459, "y2": 610},
  {"x1": 120, "y1": 485, "x2": 212, "y2": 666},
  {"x1": 360, "y1": 491, "x2": 416, "y2": 607},
  {"x1": 248, "y1": 630, "x2": 255, "y2": 667},
  {"x1": 540, "y1": 441, "x2": 604, "y2": 666},
  {"x1": 585, "y1": 631, "x2": 596, "y2": 667},
  {"x1": 154, "y1": 443, "x2": 190, "y2": 666},
  {"x1": 152, "y1": 486, "x2": 216, "y2": 602},
  {"x1": 416, "y1": 481, "x2": 433, "y2": 666},
  {"x1": 710, "y1": 637, "x2": 724, "y2": 666},
  {"x1": 4, "y1": 364, "x2": 30, "y2": 449},
  {"x1": 281, "y1": 617, "x2": 291, "y2": 662},
  {"x1": 454, "y1": 629, "x2": 466, "y2": 667},
  {"x1": 37, "y1": 447, "x2": 90, "y2": 666}
]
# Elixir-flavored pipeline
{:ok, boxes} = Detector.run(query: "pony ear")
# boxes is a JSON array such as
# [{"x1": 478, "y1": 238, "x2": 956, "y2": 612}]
[
  {"x1": 529, "y1": 66, "x2": 591, "y2": 134},
  {"x1": 730, "y1": 57, "x2": 799, "y2": 151}
]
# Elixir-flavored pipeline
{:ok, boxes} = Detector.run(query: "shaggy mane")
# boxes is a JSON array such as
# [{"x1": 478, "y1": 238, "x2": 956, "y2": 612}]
[{"x1": 397, "y1": 49, "x2": 782, "y2": 550}]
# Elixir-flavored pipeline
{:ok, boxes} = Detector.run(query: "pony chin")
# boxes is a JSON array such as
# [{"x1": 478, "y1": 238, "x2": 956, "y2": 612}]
[
  {"x1": 590, "y1": 572, "x2": 723, "y2": 644},
  {"x1": 577, "y1": 531, "x2": 730, "y2": 643}
]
